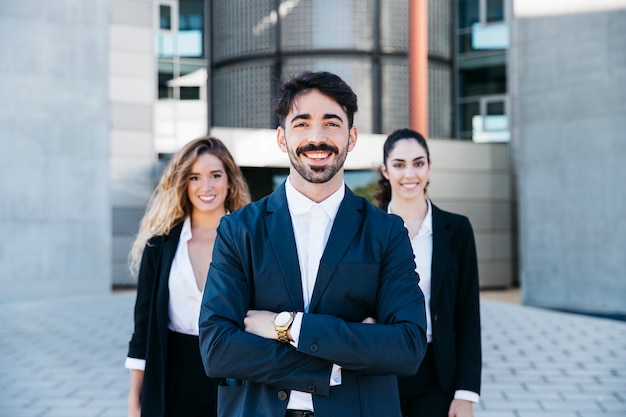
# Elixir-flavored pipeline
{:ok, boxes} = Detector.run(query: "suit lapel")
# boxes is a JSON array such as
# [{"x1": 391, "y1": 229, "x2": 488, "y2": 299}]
[
  {"x1": 157, "y1": 222, "x2": 183, "y2": 353},
  {"x1": 309, "y1": 187, "x2": 364, "y2": 313},
  {"x1": 265, "y1": 184, "x2": 306, "y2": 310},
  {"x1": 430, "y1": 204, "x2": 450, "y2": 310},
  {"x1": 161, "y1": 223, "x2": 182, "y2": 276}
]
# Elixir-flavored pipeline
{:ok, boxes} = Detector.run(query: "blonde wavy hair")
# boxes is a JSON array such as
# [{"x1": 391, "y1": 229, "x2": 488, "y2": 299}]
[{"x1": 128, "y1": 136, "x2": 250, "y2": 277}]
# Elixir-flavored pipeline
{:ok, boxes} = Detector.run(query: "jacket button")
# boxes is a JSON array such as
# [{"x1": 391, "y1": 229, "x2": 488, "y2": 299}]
[
  {"x1": 307, "y1": 385, "x2": 316, "y2": 393},
  {"x1": 278, "y1": 391, "x2": 288, "y2": 401},
  {"x1": 309, "y1": 344, "x2": 319, "y2": 352}
]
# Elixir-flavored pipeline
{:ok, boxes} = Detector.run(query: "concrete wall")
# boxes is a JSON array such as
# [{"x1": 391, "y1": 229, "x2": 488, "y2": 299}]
[
  {"x1": 428, "y1": 141, "x2": 514, "y2": 289},
  {"x1": 510, "y1": 1, "x2": 626, "y2": 314},
  {"x1": 213, "y1": 127, "x2": 515, "y2": 289},
  {"x1": 0, "y1": 1, "x2": 111, "y2": 302},
  {"x1": 109, "y1": 0, "x2": 157, "y2": 286}
]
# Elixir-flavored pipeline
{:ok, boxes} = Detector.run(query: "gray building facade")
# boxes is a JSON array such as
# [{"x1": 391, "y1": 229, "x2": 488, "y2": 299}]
[
  {"x1": 510, "y1": 1, "x2": 626, "y2": 316},
  {"x1": 0, "y1": 0, "x2": 111, "y2": 302}
]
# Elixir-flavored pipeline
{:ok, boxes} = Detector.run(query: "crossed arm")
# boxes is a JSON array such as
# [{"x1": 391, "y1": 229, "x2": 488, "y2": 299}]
[{"x1": 198, "y1": 216, "x2": 427, "y2": 391}]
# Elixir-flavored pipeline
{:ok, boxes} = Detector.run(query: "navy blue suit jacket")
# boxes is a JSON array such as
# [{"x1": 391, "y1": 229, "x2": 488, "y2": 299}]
[{"x1": 199, "y1": 183, "x2": 427, "y2": 417}]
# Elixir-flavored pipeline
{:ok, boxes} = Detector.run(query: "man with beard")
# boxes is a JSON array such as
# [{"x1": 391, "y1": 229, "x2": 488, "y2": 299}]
[{"x1": 199, "y1": 71, "x2": 427, "y2": 417}]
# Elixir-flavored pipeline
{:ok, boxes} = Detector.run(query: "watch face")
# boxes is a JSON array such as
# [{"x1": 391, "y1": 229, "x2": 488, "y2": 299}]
[{"x1": 275, "y1": 311, "x2": 292, "y2": 326}]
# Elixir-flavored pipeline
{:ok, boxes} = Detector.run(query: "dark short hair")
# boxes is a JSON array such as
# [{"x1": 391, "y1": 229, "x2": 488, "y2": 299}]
[{"x1": 273, "y1": 71, "x2": 358, "y2": 128}]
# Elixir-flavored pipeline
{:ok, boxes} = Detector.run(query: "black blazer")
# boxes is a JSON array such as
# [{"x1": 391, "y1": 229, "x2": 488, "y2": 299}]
[
  {"x1": 127, "y1": 222, "x2": 183, "y2": 417},
  {"x1": 429, "y1": 203, "x2": 482, "y2": 395}
]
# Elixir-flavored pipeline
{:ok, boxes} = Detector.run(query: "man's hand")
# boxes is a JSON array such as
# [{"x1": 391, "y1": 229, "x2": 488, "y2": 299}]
[
  {"x1": 448, "y1": 399, "x2": 474, "y2": 417},
  {"x1": 244, "y1": 310, "x2": 278, "y2": 340}
]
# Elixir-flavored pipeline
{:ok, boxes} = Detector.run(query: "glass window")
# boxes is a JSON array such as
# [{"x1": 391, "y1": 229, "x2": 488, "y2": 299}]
[
  {"x1": 485, "y1": 99, "x2": 507, "y2": 132},
  {"x1": 486, "y1": 0, "x2": 504, "y2": 23},
  {"x1": 459, "y1": 0, "x2": 504, "y2": 28},
  {"x1": 180, "y1": 86, "x2": 201, "y2": 100},
  {"x1": 459, "y1": 64, "x2": 506, "y2": 97},
  {"x1": 179, "y1": 0, "x2": 204, "y2": 58},
  {"x1": 158, "y1": 60, "x2": 174, "y2": 99},
  {"x1": 458, "y1": 0, "x2": 480, "y2": 29},
  {"x1": 459, "y1": 101, "x2": 480, "y2": 139},
  {"x1": 160, "y1": 5, "x2": 172, "y2": 30}
]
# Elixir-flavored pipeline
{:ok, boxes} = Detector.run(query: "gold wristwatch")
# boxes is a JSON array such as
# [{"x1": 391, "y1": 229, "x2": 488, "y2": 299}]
[{"x1": 273, "y1": 311, "x2": 295, "y2": 343}]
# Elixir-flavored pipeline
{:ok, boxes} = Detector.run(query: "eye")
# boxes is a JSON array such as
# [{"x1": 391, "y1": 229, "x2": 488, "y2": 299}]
[
  {"x1": 392, "y1": 163, "x2": 404, "y2": 169},
  {"x1": 189, "y1": 175, "x2": 200, "y2": 181},
  {"x1": 416, "y1": 161, "x2": 425, "y2": 167},
  {"x1": 327, "y1": 121, "x2": 340, "y2": 127},
  {"x1": 212, "y1": 173, "x2": 223, "y2": 179}
]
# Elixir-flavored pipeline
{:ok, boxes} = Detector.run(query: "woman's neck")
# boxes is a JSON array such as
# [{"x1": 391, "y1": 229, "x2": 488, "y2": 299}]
[
  {"x1": 190, "y1": 208, "x2": 226, "y2": 231},
  {"x1": 389, "y1": 196, "x2": 428, "y2": 239}
]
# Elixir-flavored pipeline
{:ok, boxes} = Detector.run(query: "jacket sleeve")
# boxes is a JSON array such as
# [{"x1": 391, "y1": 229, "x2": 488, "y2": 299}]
[
  {"x1": 199, "y1": 211, "x2": 426, "y2": 395},
  {"x1": 453, "y1": 216, "x2": 482, "y2": 394},
  {"x1": 199, "y1": 217, "x2": 336, "y2": 396},
  {"x1": 296, "y1": 215, "x2": 427, "y2": 376},
  {"x1": 127, "y1": 236, "x2": 162, "y2": 360}
]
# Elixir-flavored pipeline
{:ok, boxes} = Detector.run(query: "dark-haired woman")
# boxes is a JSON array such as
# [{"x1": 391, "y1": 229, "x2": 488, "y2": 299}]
[{"x1": 376, "y1": 128, "x2": 482, "y2": 417}]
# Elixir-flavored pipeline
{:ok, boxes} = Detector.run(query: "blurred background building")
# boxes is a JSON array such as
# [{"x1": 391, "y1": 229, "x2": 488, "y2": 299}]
[{"x1": 1, "y1": 0, "x2": 624, "y2": 318}]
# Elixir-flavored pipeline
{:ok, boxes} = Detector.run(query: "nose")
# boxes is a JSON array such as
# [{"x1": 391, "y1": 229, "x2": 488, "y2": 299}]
[
  {"x1": 308, "y1": 124, "x2": 327, "y2": 144},
  {"x1": 404, "y1": 165, "x2": 418, "y2": 178},
  {"x1": 202, "y1": 177, "x2": 213, "y2": 189}
]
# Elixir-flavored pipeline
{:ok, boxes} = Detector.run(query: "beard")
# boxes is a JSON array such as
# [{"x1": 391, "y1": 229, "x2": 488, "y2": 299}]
[{"x1": 287, "y1": 142, "x2": 348, "y2": 184}]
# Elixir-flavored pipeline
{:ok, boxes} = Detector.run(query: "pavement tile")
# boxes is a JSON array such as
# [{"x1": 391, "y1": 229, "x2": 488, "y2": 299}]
[{"x1": 1, "y1": 292, "x2": 625, "y2": 416}]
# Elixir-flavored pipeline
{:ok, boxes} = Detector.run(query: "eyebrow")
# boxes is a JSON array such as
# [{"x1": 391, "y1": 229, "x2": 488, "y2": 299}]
[
  {"x1": 189, "y1": 169, "x2": 224, "y2": 175},
  {"x1": 391, "y1": 156, "x2": 426, "y2": 162},
  {"x1": 289, "y1": 113, "x2": 344, "y2": 124}
]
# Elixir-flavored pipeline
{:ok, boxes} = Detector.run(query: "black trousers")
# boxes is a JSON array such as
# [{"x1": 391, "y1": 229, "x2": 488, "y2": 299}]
[
  {"x1": 165, "y1": 330, "x2": 222, "y2": 417},
  {"x1": 397, "y1": 344, "x2": 453, "y2": 417}
]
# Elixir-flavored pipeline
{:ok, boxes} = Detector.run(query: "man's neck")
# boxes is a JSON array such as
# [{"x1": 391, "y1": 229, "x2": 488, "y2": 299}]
[{"x1": 288, "y1": 173, "x2": 344, "y2": 203}]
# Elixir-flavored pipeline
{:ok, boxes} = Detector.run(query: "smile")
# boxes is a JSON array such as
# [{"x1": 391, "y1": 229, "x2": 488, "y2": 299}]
[
  {"x1": 304, "y1": 151, "x2": 331, "y2": 161},
  {"x1": 198, "y1": 195, "x2": 216, "y2": 202}
]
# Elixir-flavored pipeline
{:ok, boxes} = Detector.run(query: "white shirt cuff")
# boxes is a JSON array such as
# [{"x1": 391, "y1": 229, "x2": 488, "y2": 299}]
[
  {"x1": 330, "y1": 364, "x2": 342, "y2": 386},
  {"x1": 125, "y1": 357, "x2": 146, "y2": 371},
  {"x1": 289, "y1": 312, "x2": 303, "y2": 348},
  {"x1": 454, "y1": 389, "x2": 479, "y2": 403}
]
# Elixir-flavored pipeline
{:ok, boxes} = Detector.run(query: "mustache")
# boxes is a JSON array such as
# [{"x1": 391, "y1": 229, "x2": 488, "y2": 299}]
[{"x1": 295, "y1": 143, "x2": 339, "y2": 156}]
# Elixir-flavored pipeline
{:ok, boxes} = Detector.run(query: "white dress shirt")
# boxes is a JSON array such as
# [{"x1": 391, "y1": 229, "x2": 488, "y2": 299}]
[
  {"x1": 167, "y1": 216, "x2": 204, "y2": 336},
  {"x1": 389, "y1": 200, "x2": 434, "y2": 343},
  {"x1": 125, "y1": 217, "x2": 203, "y2": 371},
  {"x1": 389, "y1": 200, "x2": 479, "y2": 404},
  {"x1": 284, "y1": 178, "x2": 344, "y2": 411}
]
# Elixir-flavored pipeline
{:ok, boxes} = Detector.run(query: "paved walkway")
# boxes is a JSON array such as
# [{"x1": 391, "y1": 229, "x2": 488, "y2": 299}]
[{"x1": 0, "y1": 291, "x2": 624, "y2": 417}]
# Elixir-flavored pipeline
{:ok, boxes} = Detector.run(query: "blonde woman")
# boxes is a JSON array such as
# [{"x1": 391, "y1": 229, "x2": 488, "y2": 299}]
[{"x1": 126, "y1": 137, "x2": 250, "y2": 417}]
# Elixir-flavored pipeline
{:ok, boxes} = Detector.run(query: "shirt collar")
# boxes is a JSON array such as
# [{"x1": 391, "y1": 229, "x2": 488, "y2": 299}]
[
  {"x1": 421, "y1": 199, "x2": 433, "y2": 235},
  {"x1": 387, "y1": 198, "x2": 433, "y2": 236},
  {"x1": 285, "y1": 177, "x2": 345, "y2": 221},
  {"x1": 180, "y1": 216, "x2": 192, "y2": 242}
]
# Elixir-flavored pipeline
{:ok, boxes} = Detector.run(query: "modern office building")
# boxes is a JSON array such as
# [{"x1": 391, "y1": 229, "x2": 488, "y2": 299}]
[
  {"x1": 3, "y1": 0, "x2": 623, "y2": 318},
  {"x1": 142, "y1": 0, "x2": 515, "y2": 290}
]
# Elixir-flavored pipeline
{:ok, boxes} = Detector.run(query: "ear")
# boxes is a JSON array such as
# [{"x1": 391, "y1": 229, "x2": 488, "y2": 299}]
[
  {"x1": 276, "y1": 126, "x2": 288, "y2": 153},
  {"x1": 380, "y1": 163, "x2": 389, "y2": 180},
  {"x1": 347, "y1": 126, "x2": 358, "y2": 152}
]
